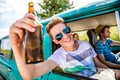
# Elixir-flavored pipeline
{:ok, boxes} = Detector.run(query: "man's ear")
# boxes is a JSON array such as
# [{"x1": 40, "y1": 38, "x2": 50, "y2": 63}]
[
  {"x1": 52, "y1": 39, "x2": 59, "y2": 44},
  {"x1": 100, "y1": 32, "x2": 104, "y2": 37}
]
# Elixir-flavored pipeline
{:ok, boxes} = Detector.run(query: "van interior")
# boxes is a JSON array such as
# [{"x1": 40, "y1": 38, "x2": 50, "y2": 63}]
[
  {"x1": 67, "y1": 12, "x2": 117, "y2": 31},
  {"x1": 67, "y1": 12, "x2": 120, "y2": 52},
  {"x1": 53, "y1": 12, "x2": 119, "y2": 54}
]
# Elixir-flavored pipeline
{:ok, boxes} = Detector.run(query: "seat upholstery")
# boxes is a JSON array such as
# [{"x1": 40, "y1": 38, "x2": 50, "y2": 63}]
[{"x1": 87, "y1": 29, "x2": 97, "y2": 49}]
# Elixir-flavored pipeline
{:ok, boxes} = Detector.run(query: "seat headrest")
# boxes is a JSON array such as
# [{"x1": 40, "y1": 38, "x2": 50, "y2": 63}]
[{"x1": 87, "y1": 29, "x2": 97, "y2": 48}]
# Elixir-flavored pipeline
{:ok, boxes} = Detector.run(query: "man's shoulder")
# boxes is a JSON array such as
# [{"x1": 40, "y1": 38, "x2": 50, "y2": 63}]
[
  {"x1": 106, "y1": 39, "x2": 113, "y2": 43},
  {"x1": 96, "y1": 40, "x2": 104, "y2": 46},
  {"x1": 54, "y1": 47, "x2": 62, "y2": 54}
]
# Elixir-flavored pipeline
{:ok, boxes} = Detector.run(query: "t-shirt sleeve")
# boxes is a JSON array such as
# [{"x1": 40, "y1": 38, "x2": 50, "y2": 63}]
[
  {"x1": 95, "y1": 41, "x2": 104, "y2": 54},
  {"x1": 107, "y1": 39, "x2": 113, "y2": 45},
  {"x1": 48, "y1": 50, "x2": 62, "y2": 66}
]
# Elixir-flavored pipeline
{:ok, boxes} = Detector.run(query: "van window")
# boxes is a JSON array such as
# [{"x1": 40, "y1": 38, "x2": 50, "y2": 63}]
[
  {"x1": 73, "y1": 30, "x2": 89, "y2": 41},
  {"x1": 72, "y1": 26, "x2": 119, "y2": 43},
  {"x1": 110, "y1": 26, "x2": 119, "y2": 41},
  {"x1": 0, "y1": 38, "x2": 11, "y2": 58}
]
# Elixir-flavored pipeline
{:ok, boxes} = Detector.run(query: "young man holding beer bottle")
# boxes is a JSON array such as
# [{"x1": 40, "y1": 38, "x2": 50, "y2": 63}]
[{"x1": 9, "y1": 2, "x2": 120, "y2": 80}]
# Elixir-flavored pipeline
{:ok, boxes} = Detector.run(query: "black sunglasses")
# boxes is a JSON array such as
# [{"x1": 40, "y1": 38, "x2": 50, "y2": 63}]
[{"x1": 55, "y1": 26, "x2": 71, "y2": 41}]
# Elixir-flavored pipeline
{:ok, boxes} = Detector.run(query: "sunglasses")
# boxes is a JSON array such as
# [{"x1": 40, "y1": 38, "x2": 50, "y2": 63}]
[{"x1": 55, "y1": 26, "x2": 71, "y2": 41}]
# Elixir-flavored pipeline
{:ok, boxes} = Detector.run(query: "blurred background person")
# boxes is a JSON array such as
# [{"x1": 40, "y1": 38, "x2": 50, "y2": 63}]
[{"x1": 73, "y1": 33, "x2": 79, "y2": 40}]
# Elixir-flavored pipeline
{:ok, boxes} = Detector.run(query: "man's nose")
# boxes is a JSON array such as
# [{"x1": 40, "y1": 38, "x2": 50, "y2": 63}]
[{"x1": 62, "y1": 32, "x2": 68, "y2": 38}]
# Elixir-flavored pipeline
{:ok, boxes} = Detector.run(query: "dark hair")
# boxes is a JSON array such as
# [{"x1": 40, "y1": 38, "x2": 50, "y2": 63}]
[
  {"x1": 73, "y1": 33, "x2": 78, "y2": 37},
  {"x1": 99, "y1": 25, "x2": 110, "y2": 37},
  {"x1": 101, "y1": 25, "x2": 110, "y2": 33}
]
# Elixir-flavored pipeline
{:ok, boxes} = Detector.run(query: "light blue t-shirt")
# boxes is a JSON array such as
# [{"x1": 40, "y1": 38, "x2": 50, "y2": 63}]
[{"x1": 95, "y1": 39, "x2": 118, "y2": 64}]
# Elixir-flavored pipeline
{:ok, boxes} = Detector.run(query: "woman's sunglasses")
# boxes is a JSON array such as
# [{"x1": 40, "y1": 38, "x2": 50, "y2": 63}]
[{"x1": 55, "y1": 26, "x2": 71, "y2": 41}]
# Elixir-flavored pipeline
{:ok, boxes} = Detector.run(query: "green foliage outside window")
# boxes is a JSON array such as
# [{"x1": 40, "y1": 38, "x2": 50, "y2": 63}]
[{"x1": 37, "y1": 0, "x2": 74, "y2": 20}]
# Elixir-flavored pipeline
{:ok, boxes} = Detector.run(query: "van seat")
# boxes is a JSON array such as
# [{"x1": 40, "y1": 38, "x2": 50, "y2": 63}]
[{"x1": 87, "y1": 29, "x2": 97, "y2": 49}]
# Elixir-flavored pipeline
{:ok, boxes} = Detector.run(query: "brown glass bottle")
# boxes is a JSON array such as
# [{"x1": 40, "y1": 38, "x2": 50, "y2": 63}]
[{"x1": 25, "y1": 2, "x2": 44, "y2": 64}]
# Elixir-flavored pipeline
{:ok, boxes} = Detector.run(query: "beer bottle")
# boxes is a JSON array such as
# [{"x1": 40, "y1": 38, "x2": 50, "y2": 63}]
[{"x1": 25, "y1": 1, "x2": 44, "y2": 64}]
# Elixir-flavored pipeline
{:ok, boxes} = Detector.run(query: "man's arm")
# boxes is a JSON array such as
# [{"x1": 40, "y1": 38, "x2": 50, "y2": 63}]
[
  {"x1": 97, "y1": 54, "x2": 120, "y2": 69},
  {"x1": 10, "y1": 13, "x2": 58, "y2": 80},
  {"x1": 13, "y1": 46, "x2": 57, "y2": 79},
  {"x1": 95, "y1": 55, "x2": 120, "y2": 80},
  {"x1": 33, "y1": 59, "x2": 58, "y2": 78},
  {"x1": 93, "y1": 56, "x2": 108, "y2": 68},
  {"x1": 111, "y1": 41, "x2": 120, "y2": 46}
]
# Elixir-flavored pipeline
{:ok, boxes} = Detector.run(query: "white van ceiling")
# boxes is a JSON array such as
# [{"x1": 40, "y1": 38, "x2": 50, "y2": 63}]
[{"x1": 67, "y1": 12, "x2": 117, "y2": 31}]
